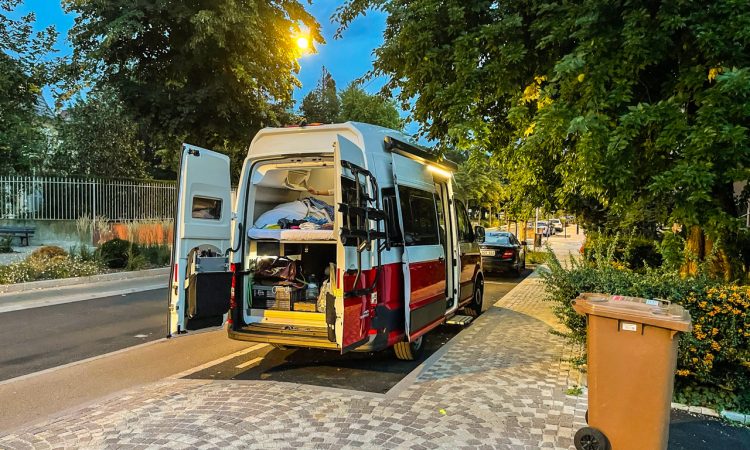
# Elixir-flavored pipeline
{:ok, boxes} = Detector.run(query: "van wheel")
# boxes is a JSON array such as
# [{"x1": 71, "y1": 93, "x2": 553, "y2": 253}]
[
  {"x1": 463, "y1": 280, "x2": 484, "y2": 317},
  {"x1": 394, "y1": 336, "x2": 424, "y2": 361}
]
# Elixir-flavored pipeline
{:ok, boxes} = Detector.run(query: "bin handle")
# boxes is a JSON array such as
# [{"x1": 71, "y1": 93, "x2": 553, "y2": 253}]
[{"x1": 610, "y1": 295, "x2": 670, "y2": 307}]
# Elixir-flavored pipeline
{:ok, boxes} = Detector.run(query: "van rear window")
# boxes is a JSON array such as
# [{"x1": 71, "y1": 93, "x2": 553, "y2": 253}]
[{"x1": 192, "y1": 196, "x2": 222, "y2": 220}]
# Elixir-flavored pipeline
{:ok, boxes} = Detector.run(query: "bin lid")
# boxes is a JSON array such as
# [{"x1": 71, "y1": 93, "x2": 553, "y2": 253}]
[{"x1": 572, "y1": 293, "x2": 692, "y2": 332}]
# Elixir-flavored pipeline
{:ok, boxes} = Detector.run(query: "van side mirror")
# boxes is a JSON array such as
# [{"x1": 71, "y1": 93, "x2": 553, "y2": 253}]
[{"x1": 474, "y1": 226, "x2": 485, "y2": 243}]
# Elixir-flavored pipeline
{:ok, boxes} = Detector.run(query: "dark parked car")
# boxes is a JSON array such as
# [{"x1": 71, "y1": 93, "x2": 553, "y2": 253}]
[{"x1": 480, "y1": 231, "x2": 526, "y2": 275}]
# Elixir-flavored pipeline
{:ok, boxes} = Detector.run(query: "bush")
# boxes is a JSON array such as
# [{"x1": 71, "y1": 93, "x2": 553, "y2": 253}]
[
  {"x1": 97, "y1": 238, "x2": 139, "y2": 269},
  {"x1": 543, "y1": 245, "x2": 750, "y2": 413},
  {"x1": 29, "y1": 245, "x2": 68, "y2": 260},
  {"x1": 140, "y1": 245, "x2": 171, "y2": 267},
  {"x1": 68, "y1": 244, "x2": 98, "y2": 262},
  {"x1": 582, "y1": 231, "x2": 662, "y2": 270},
  {"x1": 125, "y1": 246, "x2": 147, "y2": 271}
]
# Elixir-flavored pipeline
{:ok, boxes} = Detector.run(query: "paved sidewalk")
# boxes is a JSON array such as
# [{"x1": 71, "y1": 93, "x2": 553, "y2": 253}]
[{"x1": 0, "y1": 271, "x2": 588, "y2": 449}]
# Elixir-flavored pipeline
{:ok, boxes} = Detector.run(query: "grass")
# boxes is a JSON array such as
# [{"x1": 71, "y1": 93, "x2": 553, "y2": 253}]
[{"x1": 526, "y1": 250, "x2": 548, "y2": 265}]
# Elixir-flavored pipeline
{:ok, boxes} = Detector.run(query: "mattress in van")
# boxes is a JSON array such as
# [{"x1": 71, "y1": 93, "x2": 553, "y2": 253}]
[{"x1": 247, "y1": 228, "x2": 336, "y2": 241}]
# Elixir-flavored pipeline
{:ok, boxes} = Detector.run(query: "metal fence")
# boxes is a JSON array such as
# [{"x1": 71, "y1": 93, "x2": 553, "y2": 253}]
[{"x1": 0, "y1": 176, "x2": 177, "y2": 220}]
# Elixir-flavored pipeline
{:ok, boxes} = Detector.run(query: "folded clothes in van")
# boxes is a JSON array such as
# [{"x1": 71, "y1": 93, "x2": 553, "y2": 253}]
[{"x1": 247, "y1": 228, "x2": 336, "y2": 241}]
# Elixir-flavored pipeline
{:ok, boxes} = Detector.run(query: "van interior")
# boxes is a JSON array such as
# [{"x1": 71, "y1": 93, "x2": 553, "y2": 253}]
[{"x1": 241, "y1": 157, "x2": 339, "y2": 328}]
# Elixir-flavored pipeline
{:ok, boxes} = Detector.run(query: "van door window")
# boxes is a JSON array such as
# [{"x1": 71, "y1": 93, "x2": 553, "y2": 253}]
[
  {"x1": 398, "y1": 185, "x2": 439, "y2": 246},
  {"x1": 382, "y1": 187, "x2": 403, "y2": 245}
]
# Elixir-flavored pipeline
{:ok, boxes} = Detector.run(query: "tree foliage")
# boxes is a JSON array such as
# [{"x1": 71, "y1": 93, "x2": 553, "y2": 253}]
[
  {"x1": 339, "y1": 82, "x2": 401, "y2": 129},
  {"x1": 300, "y1": 66, "x2": 340, "y2": 123},
  {"x1": 0, "y1": 0, "x2": 57, "y2": 173},
  {"x1": 53, "y1": 88, "x2": 147, "y2": 178},
  {"x1": 64, "y1": 0, "x2": 322, "y2": 175},
  {"x1": 336, "y1": 0, "x2": 750, "y2": 259},
  {"x1": 452, "y1": 151, "x2": 504, "y2": 212}
]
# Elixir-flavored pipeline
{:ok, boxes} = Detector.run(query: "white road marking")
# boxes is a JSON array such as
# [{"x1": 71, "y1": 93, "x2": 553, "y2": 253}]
[
  {"x1": 169, "y1": 343, "x2": 268, "y2": 379},
  {"x1": 133, "y1": 334, "x2": 148, "y2": 338},
  {"x1": 235, "y1": 356, "x2": 264, "y2": 369}
]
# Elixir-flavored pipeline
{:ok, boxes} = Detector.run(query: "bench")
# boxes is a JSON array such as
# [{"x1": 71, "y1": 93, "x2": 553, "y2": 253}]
[{"x1": 0, "y1": 226, "x2": 36, "y2": 247}]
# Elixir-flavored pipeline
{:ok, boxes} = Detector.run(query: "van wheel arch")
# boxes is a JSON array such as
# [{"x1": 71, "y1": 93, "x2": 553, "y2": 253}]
[{"x1": 393, "y1": 336, "x2": 424, "y2": 361}]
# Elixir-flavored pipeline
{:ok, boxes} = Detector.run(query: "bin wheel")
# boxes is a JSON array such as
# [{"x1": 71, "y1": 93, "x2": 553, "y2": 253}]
[{"x1": 574, "y1": 427, "x2": 609, "y2": 450}]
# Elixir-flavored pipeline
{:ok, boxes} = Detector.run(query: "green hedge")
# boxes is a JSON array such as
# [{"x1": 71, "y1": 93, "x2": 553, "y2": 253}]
[
  {"x1": 543, "y1": 246, "x2": 750, "y2": 413},
  {"x1": 581, "y1": 231, "x2": 662, "y2": 270}
]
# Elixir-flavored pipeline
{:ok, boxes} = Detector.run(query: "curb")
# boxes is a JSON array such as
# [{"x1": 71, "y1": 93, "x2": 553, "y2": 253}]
[
  {"x1": 0, "y1": 267, "x2": 169, "y2": 294},
  {"x1": 671, "y1": 402, "x2": 750, "y2": 424}
]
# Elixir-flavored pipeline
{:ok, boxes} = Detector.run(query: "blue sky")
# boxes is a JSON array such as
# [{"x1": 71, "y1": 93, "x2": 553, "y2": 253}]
[{"x1": 19, "y1": 1, "x2": 390, "y2": 111}]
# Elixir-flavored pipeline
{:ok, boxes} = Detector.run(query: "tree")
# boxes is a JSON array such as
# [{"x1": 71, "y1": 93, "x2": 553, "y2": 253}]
[
  {"x1": 0, "y1": 0, "x2": 57, "y2": 173},
  {"x1": 53, "y1": 88, "x2": 148, "y2": 178},
  {"x1": 338, "y1": 83, "x2": 401, "y2": 129},
  {"x1": 64, "y1": 0, "x2": 322, "y2": 177},
  {"x1": 300, "y1": 67, "x2": 340, "y2": 123},
  {"x1": 452, "y1": 151, "x2": 505, "y2": 222},
  {"x1": 337, "y1": 0, "x2": 750, "y2": 270}
]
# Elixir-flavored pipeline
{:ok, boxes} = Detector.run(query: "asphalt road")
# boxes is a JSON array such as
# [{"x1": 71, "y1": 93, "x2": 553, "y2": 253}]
[{"x1": 0, "y1": 287, "x2": 168, "y2": 381}]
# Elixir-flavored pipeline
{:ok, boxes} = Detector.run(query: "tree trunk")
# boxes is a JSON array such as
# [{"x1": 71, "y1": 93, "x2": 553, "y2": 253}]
[
  {"x1": 682, "y1": 226, "x2": 734, "y2": 280},
  {"x1": 682, "y1": 226, "x2": 703, "y2": 277}
]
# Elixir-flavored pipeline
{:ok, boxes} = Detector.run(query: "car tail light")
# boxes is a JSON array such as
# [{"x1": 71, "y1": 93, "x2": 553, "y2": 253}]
[{"x1": 501, "y1": 250, "x2": 515, "y2": 259}]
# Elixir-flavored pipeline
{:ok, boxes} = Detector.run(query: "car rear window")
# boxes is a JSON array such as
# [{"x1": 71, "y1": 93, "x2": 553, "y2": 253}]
[{"x1": 485, "y1": 233, "x2": 510, "y2": 245}]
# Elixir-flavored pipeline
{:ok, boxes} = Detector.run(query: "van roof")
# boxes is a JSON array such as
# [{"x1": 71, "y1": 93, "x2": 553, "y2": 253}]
[{"x1": 248, "y1": 122, "x2": 410, "y2": 159}]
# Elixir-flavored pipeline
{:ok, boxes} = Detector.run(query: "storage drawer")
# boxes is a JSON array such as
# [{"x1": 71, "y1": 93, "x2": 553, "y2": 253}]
[{"x1": 251, "y1": 284, "x2": 304, "y2": 310}]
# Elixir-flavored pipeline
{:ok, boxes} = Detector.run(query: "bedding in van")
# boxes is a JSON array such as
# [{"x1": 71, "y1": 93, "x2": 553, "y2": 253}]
[
  {"x1": 254, "y1": 198, "x2": 334, "y2": 228},
  {"x1": 250, "y1": 197, "x2": 335, "y2": 241}
]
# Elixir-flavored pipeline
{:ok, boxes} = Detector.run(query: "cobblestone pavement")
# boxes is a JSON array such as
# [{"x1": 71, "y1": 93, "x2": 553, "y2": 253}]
[{"x1": 0, "y1": 274, "x2": 588, "y2": 449}]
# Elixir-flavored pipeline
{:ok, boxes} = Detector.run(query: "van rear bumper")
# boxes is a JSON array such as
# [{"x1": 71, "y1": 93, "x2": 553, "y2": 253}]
[
  {"x1": 228, "y1": 323, "x2": 339, "y2": 350},
  {"x1": 228, "y1": 323, "x2": 395, "y2": 353}
]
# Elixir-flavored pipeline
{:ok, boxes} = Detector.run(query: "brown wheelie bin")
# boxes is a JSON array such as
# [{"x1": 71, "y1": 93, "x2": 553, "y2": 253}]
[{"x1": 572, "y1": 293, "x2": 692, "y2": 450}]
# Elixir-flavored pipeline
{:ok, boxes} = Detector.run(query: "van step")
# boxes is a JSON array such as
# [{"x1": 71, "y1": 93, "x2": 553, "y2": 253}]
[{"x1": 445, "y1": 315, "x2": 473, "y2": 326}]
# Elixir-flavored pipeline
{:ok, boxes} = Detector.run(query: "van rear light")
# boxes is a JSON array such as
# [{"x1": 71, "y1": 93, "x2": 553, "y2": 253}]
[
  {"x1": 228, "y1": 263, "x2": 237, "y2": 322},
  {"x1": 501, "y1": 250, "x2": 515, "y2": 259},
  {"x1": 173, "y1": 264, "x2": 178, "y2": 282}
]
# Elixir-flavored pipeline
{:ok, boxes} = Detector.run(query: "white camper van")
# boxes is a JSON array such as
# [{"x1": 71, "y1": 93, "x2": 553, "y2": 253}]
[{"x1": 168, "y1": 122, "x2": 485, "y2": 360}]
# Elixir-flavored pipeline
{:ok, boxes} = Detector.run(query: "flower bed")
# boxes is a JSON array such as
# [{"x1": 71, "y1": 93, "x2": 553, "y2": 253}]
[
  {"x1": 543, "y1": 249, "x2": 750, "y2": 414},
  {"x1": 0, "y1": 251, "x2": 104, "y2": 284}
]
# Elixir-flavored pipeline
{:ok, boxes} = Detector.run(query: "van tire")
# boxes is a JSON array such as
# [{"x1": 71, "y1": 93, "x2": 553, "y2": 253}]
[
  {"x1": 463, "y1": 279, "x2": 484, "y2": 317},
  {"x1": 393, "y1": 336, "x2": 424, "y2": 361}
]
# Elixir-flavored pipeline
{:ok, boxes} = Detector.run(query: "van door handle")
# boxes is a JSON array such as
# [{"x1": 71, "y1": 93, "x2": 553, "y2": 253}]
[{"x1": 438, "y1": 256, "x2": 445, "y2": 262}]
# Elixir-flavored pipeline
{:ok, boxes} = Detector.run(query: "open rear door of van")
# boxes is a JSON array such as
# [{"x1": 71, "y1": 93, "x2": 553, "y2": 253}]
[
  {"x1": 334, "y1": 134, "x2": 372, "y2": 352},
  {"x1": 391, "y1": 153, "x2": 447, "y2": 341},
  {"x1": 168, "y1": 144, "x2": 233, "y2": 336}
]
